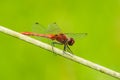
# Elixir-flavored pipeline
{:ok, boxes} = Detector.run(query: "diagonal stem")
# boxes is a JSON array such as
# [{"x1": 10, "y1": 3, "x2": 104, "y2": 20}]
[{"x1": 0, "y1": 25, "x2": 120, "y2": 79}]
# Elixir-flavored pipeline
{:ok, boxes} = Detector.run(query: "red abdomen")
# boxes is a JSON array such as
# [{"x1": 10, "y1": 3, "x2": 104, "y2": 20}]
[
  {"x1": 21, "y1": 32, "x2": 56, "y2": 40},
  {"x1": 21, "y1": 32, "x2": 34, "y2": 36}
]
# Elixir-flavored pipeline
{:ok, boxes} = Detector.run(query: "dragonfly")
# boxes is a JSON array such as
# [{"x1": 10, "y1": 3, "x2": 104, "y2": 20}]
[{"x1": 21, "y1": 22, "x2": 87, "y2": 54}]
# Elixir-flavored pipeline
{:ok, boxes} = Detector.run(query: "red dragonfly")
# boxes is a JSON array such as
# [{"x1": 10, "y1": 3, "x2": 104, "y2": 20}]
[{"x1": 21, "y1": 22, "x2": 87, "y2": 54}]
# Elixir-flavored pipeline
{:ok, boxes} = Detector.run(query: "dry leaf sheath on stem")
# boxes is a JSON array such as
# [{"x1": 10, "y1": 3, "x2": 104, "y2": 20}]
[{"x1": 0, "y1": 25, "x2": 120, "y2": 79}]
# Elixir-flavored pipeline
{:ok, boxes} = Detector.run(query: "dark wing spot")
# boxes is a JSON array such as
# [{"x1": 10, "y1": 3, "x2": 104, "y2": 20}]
[
  {"x1": 35, "y1": 22, "x2": 39, "y2": 24},
  {"x1": 85, "y1": 33, "x2": 88, "y2": 35},
  {"x1": 55, "y1": 34, "x2": 58, "y2": 36},
  {"x1": 60, "y1": 33, "x2": 64, "y2": 35},
  {"x1": 53, "y1": 22, "x2": 56, "y2": 24}
]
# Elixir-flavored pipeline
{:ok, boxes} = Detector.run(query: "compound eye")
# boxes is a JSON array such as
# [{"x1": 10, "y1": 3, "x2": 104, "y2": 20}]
[{"x1": 68, "y1": 38, "x2": 75, "y2": 46}]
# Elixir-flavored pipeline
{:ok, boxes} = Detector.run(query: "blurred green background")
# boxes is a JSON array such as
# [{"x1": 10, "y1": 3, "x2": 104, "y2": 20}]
[{"x1": 0, "y1": 0, "x2": 120, "y2": 80}]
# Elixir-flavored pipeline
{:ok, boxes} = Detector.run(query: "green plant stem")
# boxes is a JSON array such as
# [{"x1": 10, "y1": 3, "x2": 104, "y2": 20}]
[{"x1": 0, "y1": 25, "x2": 120, "y2": 79}]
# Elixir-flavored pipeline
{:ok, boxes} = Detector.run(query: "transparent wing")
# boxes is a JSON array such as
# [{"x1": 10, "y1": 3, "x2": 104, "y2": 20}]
[
  {"x1": 46, "y1": 22, "x2": 62, "y2": 34},
  {"x1": 65, "y1": 33, "x2": 88, "y2": 40},
  {"x1": 32, "y1": 22, "x2": 51, "y2": 43},
  {"x1": 32, "y1": 22, "x2": 47, "y2": 34}
]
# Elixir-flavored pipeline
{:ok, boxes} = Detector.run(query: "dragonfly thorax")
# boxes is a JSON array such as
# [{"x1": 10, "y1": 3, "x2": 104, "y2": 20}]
[{"x1": 68, "y1": 38, "x2": 75, "y2": 46}]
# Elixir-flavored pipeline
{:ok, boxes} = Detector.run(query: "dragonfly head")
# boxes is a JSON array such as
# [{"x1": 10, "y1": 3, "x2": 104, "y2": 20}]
[{"x1": 68, "y1": 38, "x2": 75, "y2": 46}]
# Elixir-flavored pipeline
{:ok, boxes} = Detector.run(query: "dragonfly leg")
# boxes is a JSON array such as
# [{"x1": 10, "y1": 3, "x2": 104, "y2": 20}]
[
  {"x1": 63, "y1": 44, "x2": 73, "y2": 54},
  {"x1": 66, "y1": 45, "x2": 73, "y2": 54},
  {"x1": 63, "y1": 44, "x2": 67, "y2": 53},
  {"x1": 51, "y1": 42, "x2": 62, "y2": 53}
]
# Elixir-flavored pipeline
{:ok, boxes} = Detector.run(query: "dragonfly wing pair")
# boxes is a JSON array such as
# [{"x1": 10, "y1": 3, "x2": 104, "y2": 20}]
[
  {"x1": 33, "y1": 22, "x2": 87, "y2": 39},
  {"x1": 31, "y1": 22, "x2": 87, "y2": 54},
  {"x1": 33, "y1": 22, "x2": 62, "y2": 34}
]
